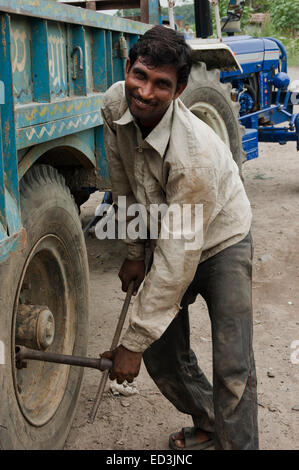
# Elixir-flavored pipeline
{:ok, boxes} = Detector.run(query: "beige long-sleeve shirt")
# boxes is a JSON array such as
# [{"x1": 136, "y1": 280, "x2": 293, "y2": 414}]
[{"x1": 101, "y1": 81, "x2": 252, "y2": 353}]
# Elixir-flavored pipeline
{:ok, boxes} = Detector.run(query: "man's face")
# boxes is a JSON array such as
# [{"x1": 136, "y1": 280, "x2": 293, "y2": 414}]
[{"x1": 125, "y1": 57, "x2": 186, "y2": 129}]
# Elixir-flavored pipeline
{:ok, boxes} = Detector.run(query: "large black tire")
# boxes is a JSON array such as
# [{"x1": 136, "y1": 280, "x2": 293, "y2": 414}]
[
  {"x1": 0, "y1": 165, "x2": 89, "y2": 449},
  {"x1": 181, "y1": 62, "x2": 245, "y2": 178}
]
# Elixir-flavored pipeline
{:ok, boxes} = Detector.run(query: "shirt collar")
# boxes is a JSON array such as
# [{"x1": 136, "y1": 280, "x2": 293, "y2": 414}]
[
  {"x1": 113, "y1": 101, "x2": 174, "y2": 159},
  {"x1": 144, "y1": 102, "x2": 173, "y2": 158},
  {"x1": 113, "y1": 106, "x2": 134, "y2": 126}
]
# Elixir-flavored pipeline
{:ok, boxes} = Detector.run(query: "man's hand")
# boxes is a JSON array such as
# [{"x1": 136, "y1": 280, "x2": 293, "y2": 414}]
[
  {"x1": 101, "y1": 345, "x2": 143, "y2": 384},
  {"x1": 119, "y1": 259, "x2": 146, "y2": 295}
]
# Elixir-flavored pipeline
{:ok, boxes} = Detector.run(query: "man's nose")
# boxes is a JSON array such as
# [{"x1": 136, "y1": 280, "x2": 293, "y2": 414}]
[{"x1": 139, "y1": 81, "x2": 155, "y2": 101}]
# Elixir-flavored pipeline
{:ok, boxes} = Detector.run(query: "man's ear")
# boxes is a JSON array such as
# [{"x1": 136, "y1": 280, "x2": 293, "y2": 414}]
[
  {"x1": 173, "y1": 82, "x2": 187, "y2": 100},
  {"x1": 125, "y1": 59, "x2": 131, "y2": 78}
]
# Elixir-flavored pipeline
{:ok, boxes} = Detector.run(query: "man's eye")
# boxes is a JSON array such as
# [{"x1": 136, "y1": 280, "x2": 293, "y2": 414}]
[
  {"x1": 158, "y1": 81, "x2": 170, "y2": 89},
  {"x1": 134, "y1": 72, "x2": 145, "y2": 80}
]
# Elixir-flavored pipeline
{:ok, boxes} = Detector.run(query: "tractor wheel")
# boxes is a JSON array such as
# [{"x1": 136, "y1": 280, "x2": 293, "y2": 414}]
[
  {"x1": 180, "y1": 62, "x2": 245, "y2": 178},
  {"x1": 0, "y1": 165, "x2": 89, "y2": 449}
]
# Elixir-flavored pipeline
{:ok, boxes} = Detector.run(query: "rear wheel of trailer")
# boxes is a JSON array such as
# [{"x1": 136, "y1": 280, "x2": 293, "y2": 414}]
[{"x1": 0, "y1": 165, "x2": 89, "y2": 449}]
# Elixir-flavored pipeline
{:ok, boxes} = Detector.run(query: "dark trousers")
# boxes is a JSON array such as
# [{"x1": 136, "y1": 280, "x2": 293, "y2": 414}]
[{"x1": 143, "y1": 232, "x2": 259, "y2": 450}]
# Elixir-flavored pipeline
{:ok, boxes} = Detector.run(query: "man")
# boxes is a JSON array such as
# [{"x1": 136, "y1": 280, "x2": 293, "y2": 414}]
[
  {"x1": 101, "y1": 25, "x2": 258, "y2": 450},
  {"x1": 182, "y1": 23, "x2": 194, "y2": 39}
]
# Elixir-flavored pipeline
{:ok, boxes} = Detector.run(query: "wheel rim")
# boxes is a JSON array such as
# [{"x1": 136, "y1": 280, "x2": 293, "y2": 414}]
[
  {"x1": 189, "y1": 101, "x2": 230, "y2": 147},
  {"x1": 12, "y1": 234, "x2": 76, "y2": 427}
]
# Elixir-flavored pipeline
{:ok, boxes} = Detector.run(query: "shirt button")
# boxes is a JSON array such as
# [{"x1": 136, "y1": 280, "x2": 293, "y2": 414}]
[{"x1": 137, "y1": 146, "x2": 143, "y2": 153}]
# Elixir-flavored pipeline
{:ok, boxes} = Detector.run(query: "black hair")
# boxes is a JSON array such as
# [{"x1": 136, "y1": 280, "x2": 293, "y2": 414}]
[{"x1": 128, "y1": 25, "x2": 193, "y2": 87}]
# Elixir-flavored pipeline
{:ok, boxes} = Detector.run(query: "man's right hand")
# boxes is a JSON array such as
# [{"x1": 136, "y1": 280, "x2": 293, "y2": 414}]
[{"x1": 119, "y1": 259, "x2": 146, "y2": 295}]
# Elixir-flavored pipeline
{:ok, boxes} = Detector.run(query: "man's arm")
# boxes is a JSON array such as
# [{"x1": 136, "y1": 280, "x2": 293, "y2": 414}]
[
  {"x1": 120, "y1": 165, "x2": 218, "y2": 353},
  {"x1": 104, "y1": 166, "x2": 218, "y2": 384},
  {"x1": 102, "y1": 109, "x2": 147, "y2": 294}
]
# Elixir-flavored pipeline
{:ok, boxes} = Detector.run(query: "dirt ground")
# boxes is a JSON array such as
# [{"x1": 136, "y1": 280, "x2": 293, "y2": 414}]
[{"x1": 65, "y1": 68, "x2": 299, "y2": 451}]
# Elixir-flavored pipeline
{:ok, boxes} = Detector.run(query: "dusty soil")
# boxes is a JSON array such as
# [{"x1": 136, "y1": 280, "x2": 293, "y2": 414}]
[{"x1": 65, "y1": 68, "x2": 299, "y2": 451}]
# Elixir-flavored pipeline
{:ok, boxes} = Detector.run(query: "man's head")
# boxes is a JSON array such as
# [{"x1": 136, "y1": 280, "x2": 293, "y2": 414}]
[
  {"x1": 125, "y1": 25, "x2": 192, "y2": 129},
  {"x1": 185, "y1": 23, "x2": 190, "y2": 30}
]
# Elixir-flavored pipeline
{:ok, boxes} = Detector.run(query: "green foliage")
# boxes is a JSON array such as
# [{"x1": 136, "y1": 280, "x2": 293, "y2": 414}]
[
  {"x1": 160, "y1": 4, "x2": 195, "y2": 26},
  {"x1": 252, "y1": 0, "x2": 271, "y2": 13},
  {"x1": 270, "y1": 0, "x2": 299, "y2": 37}
]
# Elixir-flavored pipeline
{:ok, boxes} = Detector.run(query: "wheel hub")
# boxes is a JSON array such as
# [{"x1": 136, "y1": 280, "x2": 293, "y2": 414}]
[{"x1": 16, "y1": 304, "x2": 55, "y2": 351}]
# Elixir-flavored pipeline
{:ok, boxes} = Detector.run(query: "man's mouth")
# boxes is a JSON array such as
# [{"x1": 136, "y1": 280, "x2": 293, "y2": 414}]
[{"x1": 132, "y1": 95, "x2": 155, "y2": 109}]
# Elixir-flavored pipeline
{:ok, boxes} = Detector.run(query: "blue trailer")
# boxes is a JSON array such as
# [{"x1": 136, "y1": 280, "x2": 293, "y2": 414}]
[
  {"x1": 0, "y1": 0, "x2": 157, "y2": 450},
  {"x1": 0, "y1": 0, "x2": 298, "y2": 450}
]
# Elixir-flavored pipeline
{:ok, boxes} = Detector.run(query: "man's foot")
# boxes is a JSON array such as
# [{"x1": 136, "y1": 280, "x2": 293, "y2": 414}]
[
  {"x1": 169, "y1": 427, "x2": 214, "y2": 450},
  {"x1": 171, "y1": 428, "x2": 210, "y2": 448}
]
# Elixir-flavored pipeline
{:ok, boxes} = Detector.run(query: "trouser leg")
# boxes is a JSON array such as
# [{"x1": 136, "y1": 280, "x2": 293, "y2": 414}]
[
  {"x1": 143, "y1": 305, "x2": 215, "y2": 433},
  {"x1": 193, "y1": 232, "x2": 259, "y2": 449},
  {"x1": 144, "y1": 232, "x2": 258, "y2": 449}
]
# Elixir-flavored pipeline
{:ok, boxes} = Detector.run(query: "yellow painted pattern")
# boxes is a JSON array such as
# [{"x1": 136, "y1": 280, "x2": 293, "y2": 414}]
[{"x1": 25, "y1": 98, "x2": 102, "y2": 122}]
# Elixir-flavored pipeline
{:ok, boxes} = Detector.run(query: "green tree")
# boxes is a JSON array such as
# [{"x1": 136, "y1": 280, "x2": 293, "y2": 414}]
[{"x1": 271, "y1": 0, "x2": 299, "y2": 36}]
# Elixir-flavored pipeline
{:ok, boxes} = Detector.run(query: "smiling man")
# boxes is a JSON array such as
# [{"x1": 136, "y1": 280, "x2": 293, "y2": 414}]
[{"x1": 100, "y1": 26, "x2": 259, "y2": 450}]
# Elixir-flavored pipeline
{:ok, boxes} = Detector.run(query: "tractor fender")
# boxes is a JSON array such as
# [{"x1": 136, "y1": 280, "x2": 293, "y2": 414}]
[{"x1": 187, "y1": 40, "x2": 243, "y2": 72}]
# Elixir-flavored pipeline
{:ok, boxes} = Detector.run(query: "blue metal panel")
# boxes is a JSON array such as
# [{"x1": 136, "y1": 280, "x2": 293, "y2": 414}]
[
  {"x1": 71, "y1": 25, "x2": 87, "y2": 96},
  {"x1": 223, "y1": 36, "x2": 265, "y2": 54},
  {"x1": 242, "y1": 129, "x2": 258, "y2": 160},
  {"x1": 16, "y1": 109, "x2": 103, "y2": 149},
  {"x1": 0, "y1": 14, "x2": 20, "y2": 213},
  {"x1": 93, "y1": 29, "x2": 107, "y2": 92},
  {"x1": 112, "y1": 32, "x2": 125, "y2": 84},
  {"x1": 0, "y1": 112, "x2": 6, "y2": 234},
  {"x1": 11, "y1": 15, "x2": 33, "y2": 104},
  {"x1": 85, "y1": 27, "x2": 94, "y2": 94},
  {"x1": 32, "y1": 19, "x2": 50, "y2": 102},
  {"x1": 47, "y1": 21, "x2": 68, "y2": 99},
  {"x1": 106, "y1": 31, "x2": 113, "y2": 89},
  {"x1": 15, "y1": 94, "x2": 104, "y2": 129},
  {"x1": 148, "y1": 0, "x2": 160, "y2": 25},
  {"x1": 0, "y1": 227, "x2": 26, "y2": 264},
  {"x1": 127, "y1": 34, "x2": 139, "y2": 52}
]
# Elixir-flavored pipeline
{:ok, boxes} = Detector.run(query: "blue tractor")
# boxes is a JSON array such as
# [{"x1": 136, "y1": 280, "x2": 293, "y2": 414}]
[{"x1": 179, "y1": 0, "x2": 299, "y2": 178}]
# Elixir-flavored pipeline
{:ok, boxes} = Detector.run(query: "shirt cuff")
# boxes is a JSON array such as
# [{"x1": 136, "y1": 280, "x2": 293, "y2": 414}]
[
  {"x1": 126, "y1": 242, "x2": 146, "y2": 261},
  {"x1": 121, "y1": 326, "x2": 153, "y2": 353}
]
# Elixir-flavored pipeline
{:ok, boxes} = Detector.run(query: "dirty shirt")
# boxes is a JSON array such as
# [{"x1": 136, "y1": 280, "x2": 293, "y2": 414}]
[{"x1": 101, "y1": 81, "x2": 252, "y2": 353}]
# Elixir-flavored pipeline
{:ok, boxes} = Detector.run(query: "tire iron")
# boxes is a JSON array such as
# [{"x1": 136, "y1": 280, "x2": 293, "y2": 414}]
[{"x1": 88, "y1": 281, "x2": 135, "y2": 424}]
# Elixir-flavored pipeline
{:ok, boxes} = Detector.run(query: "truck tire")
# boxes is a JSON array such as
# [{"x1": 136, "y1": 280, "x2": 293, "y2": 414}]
[
  {"x1": 0, "y1": 165, "x2": 89, "y2": 449},
  {"x1": 180, "y1": 62, "x2": 245, "y2": 178}
]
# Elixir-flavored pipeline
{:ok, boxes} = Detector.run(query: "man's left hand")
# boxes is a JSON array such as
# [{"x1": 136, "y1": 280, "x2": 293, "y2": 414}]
[{"x1": 101, "y1": 345, "x2": 143, "y2": 384}]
